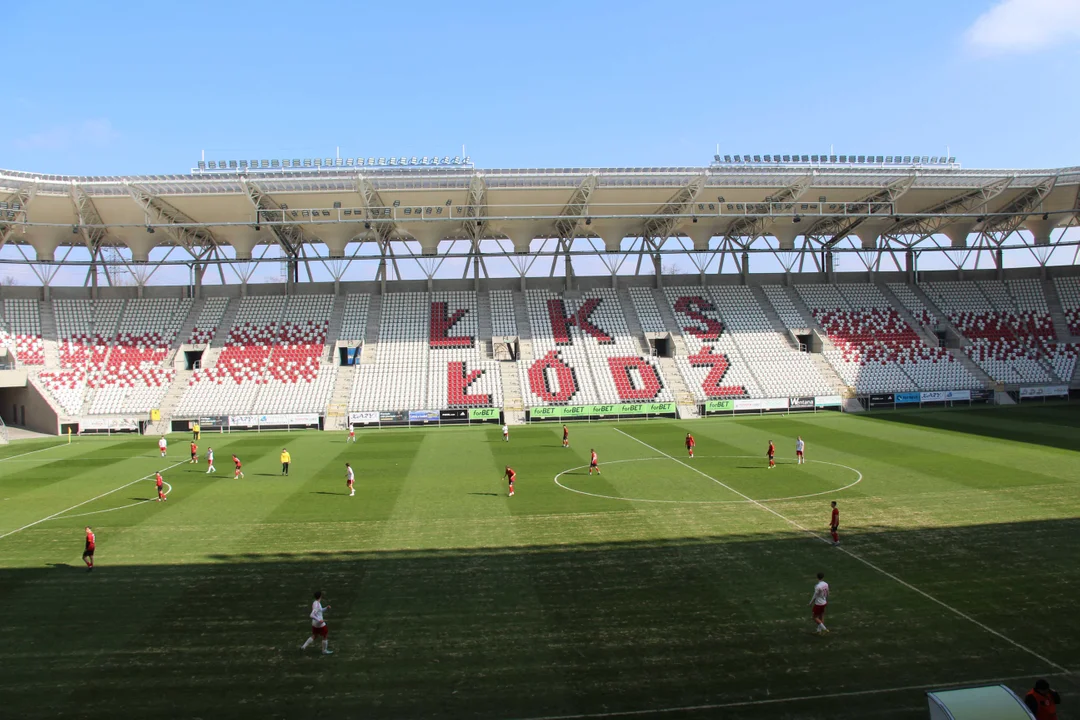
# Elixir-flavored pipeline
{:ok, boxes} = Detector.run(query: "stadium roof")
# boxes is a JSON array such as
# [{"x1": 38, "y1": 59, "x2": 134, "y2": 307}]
[{"x1": 1, "y1": 160, "x2": 1078, "y2": 284}]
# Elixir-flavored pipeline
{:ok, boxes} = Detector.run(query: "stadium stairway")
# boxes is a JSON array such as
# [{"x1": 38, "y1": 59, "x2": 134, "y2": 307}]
[
  {"x1": 202, "y1": 299, "x2": 241, "y2": 369},
  {"x1": 359, "y1": 295, "x2": 381, "y2": 365},
  {"x1": 649, "y1": 288, "x2": 701, "y2": 417},
  {"x1": 146, "y1": 368, "x2": 193, "y2": 434},
  {"x1": 325, "y1": 369, "x2": 354, "y2": 431},
  {"x1": 617, "y1": 287, "x2": 653, "y2": 355},
  {"x1": 1044, "y1": 278, "x2": 1078, "y2": 342},
  {"x1": 168, "y1": 297, "x2": 204, "y2": 363},
  {"x1": 475, "y1": 290, "x2": 494, "y2": 359},
  {"x1": 39, "y1": 299, "x2": 60, "y2": 368},
  {"x1": 324, "y1": 295, "x2": 346, "y2": 363}
]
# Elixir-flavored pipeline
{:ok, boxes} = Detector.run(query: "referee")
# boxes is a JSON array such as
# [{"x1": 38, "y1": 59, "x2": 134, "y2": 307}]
[{"x1": 280, "y1": 448, "x2": 291, "y2": 476}]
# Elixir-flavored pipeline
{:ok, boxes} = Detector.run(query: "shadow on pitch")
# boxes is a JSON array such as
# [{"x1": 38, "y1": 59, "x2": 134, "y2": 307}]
[
  {"x1": 309, "y1": 491, "x2": 345, "y2": 496},
  {"x1": 467, "y1": 492, "x2": 499, "y2": 497}
]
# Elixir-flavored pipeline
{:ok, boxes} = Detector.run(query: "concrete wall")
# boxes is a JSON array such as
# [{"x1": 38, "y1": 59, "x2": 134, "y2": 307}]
[{"x1": 0, "y1": 381, "x2": 60, "y2": 435}]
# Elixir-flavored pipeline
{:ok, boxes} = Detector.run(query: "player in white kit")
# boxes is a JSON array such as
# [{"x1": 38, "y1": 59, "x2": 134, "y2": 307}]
[
  {"x1": 206, "y1": 447, "x2": 216, "y2": 474},
  {"x1": 810, "y1": 572, "x2": 830, "y2": 634},
  {"x1": 158, "y1": 436, "x2": 167, "y2": 458},
  {"x1": 795, "y1": 436, "x2": 806, "y2": 465},
  {"x1": 502, "y1": 424, "x2": 509, "y2": 442},
  {"x1": 300, "y1": 591, "x2": 332, "y2": 655}
]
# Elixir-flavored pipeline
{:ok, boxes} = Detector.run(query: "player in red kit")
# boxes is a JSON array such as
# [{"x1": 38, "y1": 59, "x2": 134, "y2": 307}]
[
  {"x1": 830, "y1": 501, "x2": 840, "y2": 545},
  {"x1": 505, "y1": 466, "x2": 516, "y2": 497},
  {"x1": 189, "y1": 441, "x2": 198, "y2": 464},
  {"x1": 589, "y1": 449, "x2": 600, "y2": 475},
  {"x1": 232, "y1": 454, "x2": 244, "y2": 479},
  {"x1": 82, "y1": 526, "x2": 95, "y2": 571},
  {"x1": 767, "y1": 440, "x2": 776, "y2": 469},
  {"x1": 685, "y1": 433, "x2": 695, "y2": 458},
  {"x1": 155, "y1": 472, "x2": 167, "y2": 502},
  {"x1": 562, "y1": 425, "x2": 569, "y2": 448}
]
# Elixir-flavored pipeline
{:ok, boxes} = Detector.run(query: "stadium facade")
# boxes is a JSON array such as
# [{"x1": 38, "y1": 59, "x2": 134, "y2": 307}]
[{"x1": 0, "y1": 157, "x2": 1078, "y2": 437}]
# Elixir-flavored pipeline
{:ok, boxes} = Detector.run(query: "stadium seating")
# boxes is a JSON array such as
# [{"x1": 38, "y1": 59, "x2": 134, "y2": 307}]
[
  {"x1": 188, "y1": 297, "x2": 229, "y2": 344},
  {"x1": 663, "y1": 287, "x2": 760, "y2": 401},
  {"x1": 627, "y1": 287, "x2": 668, "y2": 333},
  {"x1": 886, "y1": 283, "x2": 938, "y2": 329},
  {"x1": 520, "y1": 288, "x2": 672, "y2": 407},
  {"x1": 921, "y1": 281, "x2": 1068, "y2": 384},
  {"x1": 174, "y1": 295, "x2": 336, "y2": 416},
  {"x1": 348, "y1": 291, "x2": 503, "y2": 412},
  {"x1": 0, "y1": 298, "x2": 45, "y2": 366},
  {"x1": 338, "y1": 294, "x2": 370, "y2": 342},
  {"x1": 489, "y1": 289, "x2": 518, "y2": 336},
  {"x1": 796, "y1": 284, "x2": 979, "y2": 393},
  {"x1": 1055, "y1": 276, "x2": 1080, "y2": 336},
  {"x1": 706, "y1": 286, "x2": 835, "y2": 398}
]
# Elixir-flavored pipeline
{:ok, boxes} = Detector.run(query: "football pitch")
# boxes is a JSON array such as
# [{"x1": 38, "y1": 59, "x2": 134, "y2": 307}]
[{"x1": 1, "y1": 406, "x2": 1078, "y2": 719}]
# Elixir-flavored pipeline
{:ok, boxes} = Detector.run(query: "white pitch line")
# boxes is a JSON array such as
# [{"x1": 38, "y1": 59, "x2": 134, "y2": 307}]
[
  {"x1": 554, "y1": 456, "x2": 862, "y2": 505},
  {"x1": 613, "y1": 427, "x2": 1070, "y2": 674},
  {"x1": 57, "y1": 481, "x2": 173, "y2": 520},
  {"x1": 0, "y1": 443, "x2": 68, "y2": 464},
  {"x1": 509, "y1": 671, "x2": 1071, "y2": 720},
  {"x1": 0, "y1": 460, "x2": 186, "y2": 541}
]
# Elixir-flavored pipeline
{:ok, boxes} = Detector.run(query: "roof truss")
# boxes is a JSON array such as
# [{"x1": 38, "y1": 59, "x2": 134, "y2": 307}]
[
  {"x1": 127, "y1": 183, "x2": 220, "y2": 253},
  {"x1": 0, "y1": 183, "x2": 36, "y2": 249}
]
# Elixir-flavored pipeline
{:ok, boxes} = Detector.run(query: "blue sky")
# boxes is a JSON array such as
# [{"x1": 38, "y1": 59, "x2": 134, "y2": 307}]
[{"x1": 4, "y1": 0, "x2": 1080, "y2": 175}]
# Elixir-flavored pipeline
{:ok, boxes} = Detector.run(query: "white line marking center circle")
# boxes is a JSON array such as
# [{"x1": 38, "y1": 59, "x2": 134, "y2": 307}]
[{"x1": 553, "y1": 455, "x2": 862, "y2": 504}]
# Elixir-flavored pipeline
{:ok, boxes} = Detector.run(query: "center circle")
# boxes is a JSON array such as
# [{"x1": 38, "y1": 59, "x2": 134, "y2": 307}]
[{"x1": 553, "y1": 455, "x2": 862, "y2": 504}]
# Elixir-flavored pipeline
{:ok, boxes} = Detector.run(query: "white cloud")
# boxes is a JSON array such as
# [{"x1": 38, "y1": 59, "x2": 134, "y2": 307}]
[
  {"x1": 13, "y1": 118, "x2": 119, "y2": 152},
  {"x1": 965, "y1": 0, "x2": 1080, "y2": 54}
]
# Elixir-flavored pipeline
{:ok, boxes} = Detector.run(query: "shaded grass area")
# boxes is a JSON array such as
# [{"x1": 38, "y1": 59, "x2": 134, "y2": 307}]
[{"x1": 0, "y1": 409, "x2": 1078, "y2": 719}]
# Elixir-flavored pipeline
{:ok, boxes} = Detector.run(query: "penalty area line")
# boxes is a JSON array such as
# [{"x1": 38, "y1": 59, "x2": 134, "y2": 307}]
[
  {"x1": 613, "y1": 427, "x2": 1070, "y2": 675},
  {"x1": 509, "y1": 670, "x2": 1072, "y2": 720},
  {"x1": 0, "y1": 460, "x2": 187, "y2": 541}
]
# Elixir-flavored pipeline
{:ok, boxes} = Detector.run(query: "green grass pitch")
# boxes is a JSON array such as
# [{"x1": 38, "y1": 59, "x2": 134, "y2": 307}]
[{"x1": 1, "y1": 406, "x2": 1079, "y2": 719}]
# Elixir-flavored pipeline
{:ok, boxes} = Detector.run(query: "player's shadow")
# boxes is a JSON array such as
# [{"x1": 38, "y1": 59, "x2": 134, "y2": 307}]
[
  {"x1": 46, "y1": 563, "x2": 72, "y2": 569},
  {"x1": 255, "y1": 474, "x2": 281, "y2": 477},
  {"x1": 309, "y1": 491, "x2": 343, "y2": 496},
  {"x1": 735, "y1": 466, "x2": 768, "y2": 469},
  {"x1": 129, "y1": 496, "x2": 152, "y2": 502},
  {"x1": 467, "y1": 492, "x2": 499, "y2": 497}
]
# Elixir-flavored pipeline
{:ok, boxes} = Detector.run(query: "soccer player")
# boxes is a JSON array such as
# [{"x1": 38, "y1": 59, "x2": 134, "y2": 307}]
[
  {"x1": 562, "y1": 424, "x2": 569, "y2": 448},
  {"x1": 155, "y1": 471, "x2": 167, "y2": 502},
  {"x1": 810, "y1": 572, "x2": 830, "y2": 634},
  {"x1": 82, "y1": 526, "x2": 95, "y2": 571},
  {"x1": 345, "y1": 463, "x2": 355, "y2": 496},
  {"x1": 348, "y1": 425, "x2": 356, "y2": 443},
  {"x1": 505, "y1": 465, "x2": 516, "y2": 497},
  {"x1": 192, "y1": 421, "x2": 201, "y2": 441},
  {"x1": 796, "y1": 436, "x2": 806, "y2": 465},
  {"x1": 190, "y1": 441, "x2": 198, "y2": 464},
  {"x1": 830, "y1": 501, "x2": 840, "y2": 545},
  {"x1": 502, "y1": 423, "x2": 509, "y2": 442},
  {"x1": 158, "y1": 435, "x2": 168, "y2": 458},
  {"x1": 206, "y1": 447, "x2": 216, "y2": 474},
  {"x1": 281, "y1": 448, "x2": 291, "y2": 476},
  {"x1": 767, "y1": 440, "x2": 776, "y2": 469},
  {"x1": 232, "y1": 454, "x2": 244, "y2": 479},
  {"x1": 589, "y1": 449, "x2": 600, "y2": 475},
  {"x1": 300, "y1": 591, "x2": 332, "y2": 655},
  {"x1": 685, "y1": 432, "x2": 695, "y2": 459}
]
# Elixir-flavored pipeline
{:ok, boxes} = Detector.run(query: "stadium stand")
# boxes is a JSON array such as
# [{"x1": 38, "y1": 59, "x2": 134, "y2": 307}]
[
  {"x1": 338, "y1": 293, "x2": 370, "y2": 342},
  {"x1": 921, "y1": 281, "x2": 1072, "y2": 384},
  {"x1": 627, "y1": 287, "x2": 668, "y2": 333},
  {"x1": 188, "y1": 297, "x2": 229, "y2": 344},
  {"x1": 348, "y1": 291, "x2": 502, "y2": 412},
  {"x1": 174, "y1": 295, "x2": 335, "y2": 416},
  {"x1": 795, "y1": 284, "x2": 979, "y2": 393},
  {"x1": 1, "y1": 298, "x2": 45, "y2": 366},
  {"x1": 520, "y1": 288, "x2": 673, "y2": 406},
  {"x1": 489, "y1": 289, "x2": 518, "y2": 336},
  {"x1": 706, "y1": 286, "x2": 834, "y2": 398},
  {"x1": 1055, "y1": 276, "x2": 1080, "y2": 336}
]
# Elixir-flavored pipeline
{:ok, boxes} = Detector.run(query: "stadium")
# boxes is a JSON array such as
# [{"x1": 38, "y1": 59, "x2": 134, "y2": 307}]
[
  {"x1": 2, "y1": 1, "x2": 1080, "y2": 717},
  {"x1": 1, "y1": 153, "x2": 1077, "y2": 718}
]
